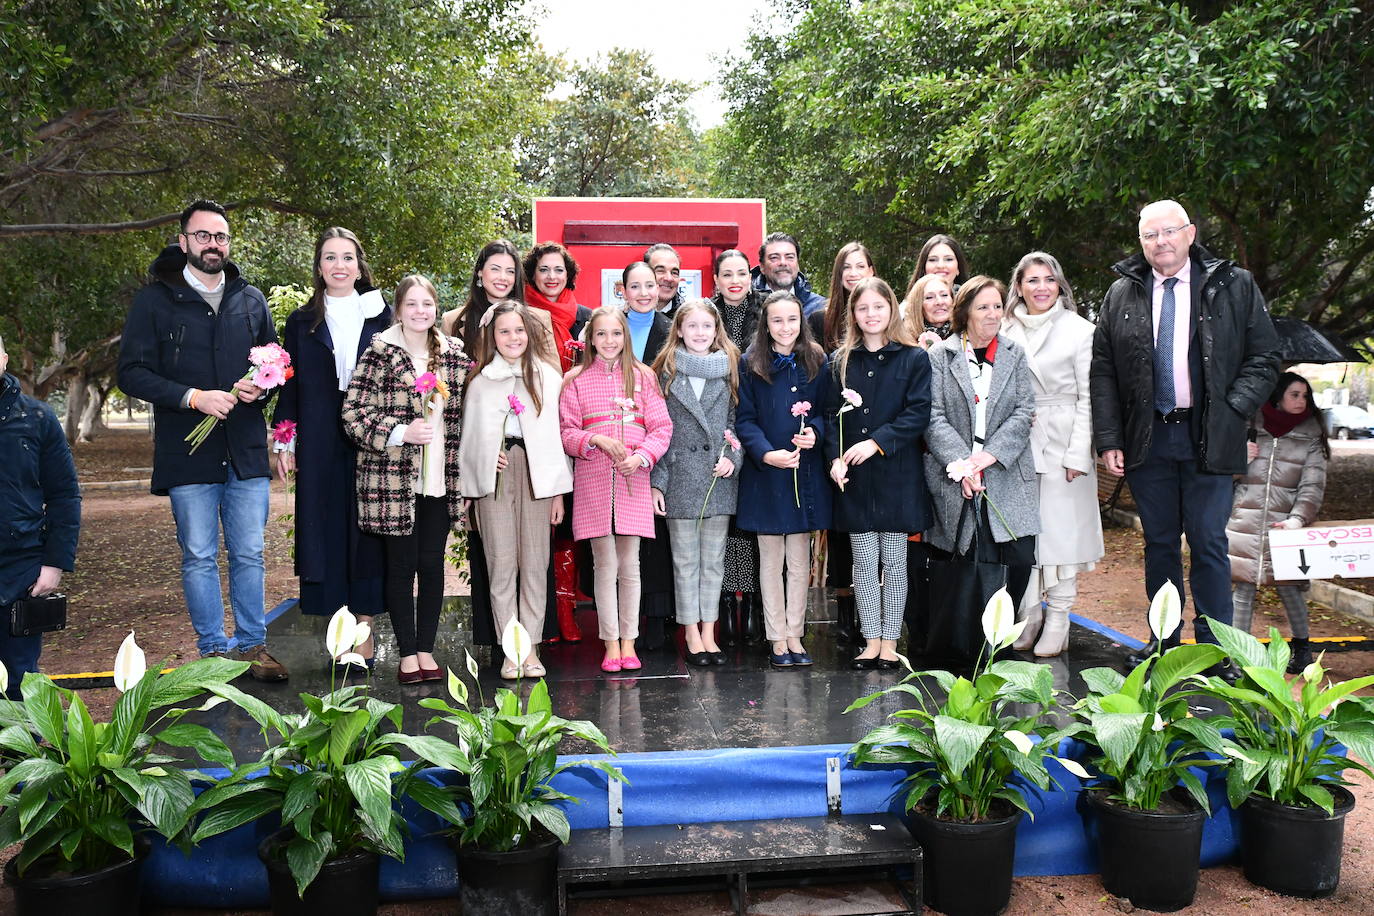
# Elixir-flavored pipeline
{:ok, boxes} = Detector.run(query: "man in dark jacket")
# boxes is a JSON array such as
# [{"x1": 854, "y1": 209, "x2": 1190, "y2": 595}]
[
  {"x1": 0, "y1": 334, "x2": 80, "y2": 698},
  {"x1": 1090, "y1": 199, "x2": 1279, "y2": 663},
  {"x1": 750, "y1": 232, "x2": 827, "y2": 317},
  {"x1": 117, "y1": 200, "x2": 288, "y2": 681}
]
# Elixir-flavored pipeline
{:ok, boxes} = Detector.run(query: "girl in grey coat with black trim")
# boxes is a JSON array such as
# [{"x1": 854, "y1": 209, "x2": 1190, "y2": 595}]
[{"x1": 651, "y1": 300, "x2": 743, "y2": 666}]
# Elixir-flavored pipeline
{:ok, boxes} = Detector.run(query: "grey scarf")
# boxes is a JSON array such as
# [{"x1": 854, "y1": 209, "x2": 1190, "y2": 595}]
[{"x1": 673, "y1": 347, "x2": 732, "y2": 380}]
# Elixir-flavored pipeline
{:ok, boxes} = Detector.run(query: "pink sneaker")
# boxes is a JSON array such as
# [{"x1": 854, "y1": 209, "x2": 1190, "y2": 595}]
[
  {"x1": 601, "y1": 657, "x2": 622, "y2": 673},
  {"x1": 619, "y1": 656, "x2": 642, "y2": 671}
]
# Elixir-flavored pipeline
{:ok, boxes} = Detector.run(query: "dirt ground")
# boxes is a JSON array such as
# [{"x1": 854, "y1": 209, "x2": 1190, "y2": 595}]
[{"x1": 17, "y1": 427, "x2": 1374, "y2": 914}]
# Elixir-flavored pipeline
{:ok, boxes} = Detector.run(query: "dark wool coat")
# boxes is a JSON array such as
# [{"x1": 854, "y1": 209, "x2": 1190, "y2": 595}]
[
  {"x1": 823, "y1": 342, "x2": 932, "y2": 534},
  {"x1": 1090, "y1": 243, "x2": 1280, "y2": 474},
  {"x1": 736, "y1": 352, "x2": 832, "y2": 534},
  {"x1": 0, "y1": 374, "x2": 80, "y2": 604},
  {"x1": 272, "y1": 292, "x2": 391, "y2": 582},
  {"x1": 117, "y1": 245, "x2": 276, "y2": 494},
  {"x1": 341, "y1": 328, "x2": 469, "y2": 535}
]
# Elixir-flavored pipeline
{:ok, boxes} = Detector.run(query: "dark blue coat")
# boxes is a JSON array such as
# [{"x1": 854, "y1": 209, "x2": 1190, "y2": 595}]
[
  {"x1": 117, "y1": 245, "x2": 276, "y2": 494},
  {"x1": 750, "y1": 266, "x2": 828, "y2": 317},
  {"x1": 0, "y1": 374, "x2": 80, "y2": 604},
  {"x1": 735, "y1": 351, "x2": 832, "y2": 534},
  {"x1": 272, "y1": 292, "x2": 391, "y2": 586},
  {"x1": 823, "y1": 342, "x2": 932, "y2": 534}
]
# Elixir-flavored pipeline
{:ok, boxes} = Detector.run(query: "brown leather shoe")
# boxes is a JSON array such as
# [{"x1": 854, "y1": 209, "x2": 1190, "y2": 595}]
[{"x1": 233, "y1": 644, "x2": 289, "y2": 682}]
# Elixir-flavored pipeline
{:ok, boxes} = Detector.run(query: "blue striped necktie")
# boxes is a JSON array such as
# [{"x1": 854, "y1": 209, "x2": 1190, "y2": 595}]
[{"x1": 1154, "y1": 277, "x2": 1179, "y2": 414}]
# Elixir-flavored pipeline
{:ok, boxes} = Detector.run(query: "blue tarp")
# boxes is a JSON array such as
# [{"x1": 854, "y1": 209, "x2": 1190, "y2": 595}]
[{"x1": 143, "y1": 741, "x2": 1241, "y2": 907}]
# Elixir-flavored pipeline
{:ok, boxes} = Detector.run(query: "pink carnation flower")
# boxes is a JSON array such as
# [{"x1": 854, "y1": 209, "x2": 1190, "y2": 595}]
[
  {"x1": 790, "y1": 400, "x2": 812, "y2": 418},
  {"x1": 723, "y1": 429, "x2": 741, "y2": 451},
  {"x1": 508, "y1": 394, "x2": 526, "y2": 415}
]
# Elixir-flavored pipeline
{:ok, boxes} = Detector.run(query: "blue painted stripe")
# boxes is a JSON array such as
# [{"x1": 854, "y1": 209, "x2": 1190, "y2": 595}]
[
  {"x1": 1069, "y1": 612, "x2": 1146, "y2": 650},
  {"x1": 265, "y1": 597, "x2": 298, "y2": 626}
]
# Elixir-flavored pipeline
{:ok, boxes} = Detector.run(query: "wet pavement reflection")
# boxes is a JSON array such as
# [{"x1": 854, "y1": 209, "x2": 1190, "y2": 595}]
[{"x1": 188, "y1": 591, "x2": 1137, "y2": 763}]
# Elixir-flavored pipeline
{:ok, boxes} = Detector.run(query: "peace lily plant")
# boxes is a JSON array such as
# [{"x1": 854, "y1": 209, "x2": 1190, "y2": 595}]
[
  {"x1": 1195, "y1": 615, "x2": 1374, "y2": 813},
  {"x1": 1065, "y1": 582, "x2": 1247, "y2": 813},
  {"x1": 847, "y1": 589, "x2": 1085, "y2": 821},
  {"x1": 394, "y1": 619, "x2": 625, "y2": 851},
  {"x1": 0, "y1": 634, "x2": 253, "y2": 875},
  {"x1": 188, "y1": 607, "x2": 425, "y2": 897}
]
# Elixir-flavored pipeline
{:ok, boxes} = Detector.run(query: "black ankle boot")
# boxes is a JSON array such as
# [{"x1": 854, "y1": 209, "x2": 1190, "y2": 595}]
[
  {"x1": 719, "y1": 593, "x2": 739, "y2": 646},
  {"x1": 742, "y1": 593, "x2": 764, "y2": 645},
  {"x1": 835, "y1": 593, "x2": 859, "y2": 645},
  {"x1": 1287, "y1": 637, "x2": 1314, "y2": 674}
]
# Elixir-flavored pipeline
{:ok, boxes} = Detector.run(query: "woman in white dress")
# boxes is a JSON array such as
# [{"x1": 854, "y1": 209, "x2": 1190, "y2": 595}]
[{"x1": 999, "y1": 252, "x2": 1103, "y2": 656}]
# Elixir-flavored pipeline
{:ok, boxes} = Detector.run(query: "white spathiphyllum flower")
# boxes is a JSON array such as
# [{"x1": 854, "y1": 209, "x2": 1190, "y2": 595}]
[
  {"x1": 0, "y1": 659, "x2": 8, "y2": 695},
  {"x1": 113, "y1": 631, "x2": 147, "y2": 693},
  {"x1": 1147, "y1": 580, "x2": 1182, "y2": 643},
  {"x1": 465, "y1": 649, "x2": 480, "y2": 680},
  {"x1": 325, "y1": 607, "x2": 358, "y2": 659},
  {"x1": 1004, "y1": 729, "x2": 1034, "y2": 755},
  {"x1": 501, "y1": 618, "x2": 533, "y2": 667},
  {"x1": 335, "y1": 652, "x2": 367, "y2": 669},
  {"x1": 1057, "y1": 757, "x2": 1091, "y2": 779},
  {"x1": 447, "y1": 668, "x2": 468, "y2": 706},
  {"x1": 981, "y1": 587, "x2": 1024, "y2": 649},
  {"x1": 1302, "y1": 659, "x2": 1322, "y2": 684},
  {"x1": 351, "y1": 621, "x2": 371, "y2": 649},
  {"x1": 1152, "y1": 713, "x2": 1166, "y2": 732}
]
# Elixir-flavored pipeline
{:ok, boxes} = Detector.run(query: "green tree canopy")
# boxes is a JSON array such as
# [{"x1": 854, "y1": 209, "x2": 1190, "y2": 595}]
[{"x1": 716, "y1": 0, "x2": 1374, "y2": 340}]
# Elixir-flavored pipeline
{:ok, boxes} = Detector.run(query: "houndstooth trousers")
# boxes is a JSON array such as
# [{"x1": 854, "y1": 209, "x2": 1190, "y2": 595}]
[{"x1": 851, "y1": 531, "x2": 908, "y2": 640}]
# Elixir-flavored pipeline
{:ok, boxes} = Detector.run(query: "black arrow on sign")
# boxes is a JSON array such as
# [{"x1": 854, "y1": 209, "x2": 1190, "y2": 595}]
[{"x1": 1297, "y1": 549, "x2": 1310, "y2": 575}]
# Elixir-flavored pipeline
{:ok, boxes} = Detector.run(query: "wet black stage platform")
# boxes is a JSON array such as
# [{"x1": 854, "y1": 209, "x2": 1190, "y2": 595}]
[{"x1": 194, "y1": 593, "x2": 1138, "y2": 762}]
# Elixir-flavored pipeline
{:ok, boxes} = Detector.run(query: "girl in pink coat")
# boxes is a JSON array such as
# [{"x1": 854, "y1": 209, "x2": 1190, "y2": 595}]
[{"x1": 560, "y1": 305, "x2": 672, "y2": 672}]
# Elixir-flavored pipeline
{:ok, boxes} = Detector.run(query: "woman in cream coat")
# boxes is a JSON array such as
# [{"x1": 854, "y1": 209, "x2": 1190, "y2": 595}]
[
  {"x1": 458, "y1": 300, "x2": 573, "y2": 677},
  {"x1": 1000, "y1": 252, "x2": 1103, "y2": 656}
]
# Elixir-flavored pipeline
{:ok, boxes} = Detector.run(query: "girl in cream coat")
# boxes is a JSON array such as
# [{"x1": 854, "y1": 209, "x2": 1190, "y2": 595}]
[
  {"x1": 458, "y1": 301, "x2": 573, "y2": 678},
  {"x1": 1000, "y1": 252, "x2": 1104, "y2": 656}
]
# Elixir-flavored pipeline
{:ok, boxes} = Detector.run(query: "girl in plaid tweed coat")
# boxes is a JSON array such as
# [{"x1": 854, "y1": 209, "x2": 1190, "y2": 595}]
[
  {"x1": 560, "y1": 304, "x2": 672, "y2": 672},
  {"x1": 342, "y1": 274, "x2": 467, "y2": 684}
]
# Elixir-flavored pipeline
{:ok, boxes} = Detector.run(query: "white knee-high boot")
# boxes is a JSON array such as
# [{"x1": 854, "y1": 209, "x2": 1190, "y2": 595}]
[
  {"x1": 1034, "y1": 574, "x2": 1076, "y2": 657},
  {"x1": 1013, "y1": 566, "x2": 1044, "y2": 651}
]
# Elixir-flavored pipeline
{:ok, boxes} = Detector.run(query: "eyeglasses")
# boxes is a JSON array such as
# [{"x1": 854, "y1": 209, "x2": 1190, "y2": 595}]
[
  {"x1": 1139, "y1": 224, "x2": 1190, "y2": 243},
  {"x1": 184, "y1": 230, "x2": 230, "y2": 245}
]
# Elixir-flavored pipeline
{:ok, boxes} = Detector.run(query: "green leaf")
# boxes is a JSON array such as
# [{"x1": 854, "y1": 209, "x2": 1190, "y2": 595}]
[
  {"x1": 156, "y1": 722, "x2": 236, "y2": 769},
  {"x1": 403, "y1": 778, "x2": 465, "y2": 827},
  {"x1": 205, "y1": 683, "x2": 288, "y2": 737},
  {"x1": 531, "y1": 803, "x2": 570, "y2": 844},
  {"x1": 149, "y1": 656, "x2": 251, "y2": 707},
  {"x1": 0, "y1": 757, "x2": 64, "y2": 797},
  {"x1": 1089, "y1": 712, "x2": 1148, "y2": 770},
  {"x1": 932, "y1": 715, "x2": 994, "y2": 780},
  {"x1": 64, "y1": 692, "x2": 97, "y2": 776},
  {"x1": 377, "y1": 733, "x2": 471, "y2": 772},
  {"x1": 1307, "y1": 675, "x2": 1374, "y2": 719},
  {"x1": 1097, "y1": 694, "x2": 1144, "y2": 715},
  {"x1": 191, "y1": 790, "x2": 283, "y2": 844},
  {"x1": 1263, "y1": 628, "x2": 1292, "y2": 675},
  {"x1": 329, "y1": 708, "x2": 372, "y2": 768},
  {"x1": 343, "y1": 757, "x2": 399, "y2": 843},
  {"x1": 108, "y1": 664, "x2": 159, "y2": 758},
  {"x1": 1242, "y1": 666, "x2": 1300, "y2": 716},
  {"x1": 134, "y1": 770, "x2": 197, "y2": 838},
  {"x1": 0, "y1": 723, "x2": 41, "y2": 757},
  {"x1": 286, "y1": 830, "x2": 334, "y2": 899},
  {"x1": 89, "y1": 814, "x2": 135, "y2": 859},
  {"x1": 1297, "y1": 783, "x2": 1334, "y2": 815},
  {"x1": 282, "y1": 770, "x2": 329, "y2": 823},
  {"x1": 19, "y1": 675, "x2": 66, "y2": 750},
  {"x1": 1150, "y1": 643, "x2": 1225, "y2": 693},
  {"x1": 1178, "y1": 770, "x2": 1212, "y2": 816},
  {"x1": 1204, "y1": 616, "x2": 1269, "y2": 671},
  {"x1": 1079, "y1": 667, "x2": 1126, "y2": 697}
]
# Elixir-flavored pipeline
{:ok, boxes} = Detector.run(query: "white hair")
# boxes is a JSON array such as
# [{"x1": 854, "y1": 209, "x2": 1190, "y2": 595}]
[{"x1": 1139, "y1": 199, "x2": 1190, "y2": 228}]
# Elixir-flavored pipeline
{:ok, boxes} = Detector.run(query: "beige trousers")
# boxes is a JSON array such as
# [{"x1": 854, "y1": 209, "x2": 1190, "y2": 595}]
[
  {"x1": 758, "y1": 532, "x2": 810, "y2": 640},
  {"x1": 591, "y1": 534, "x2": 641, "y2": 640},
  {"x1": 475, "y1": 445, "x2": 551, "y2": 645}
]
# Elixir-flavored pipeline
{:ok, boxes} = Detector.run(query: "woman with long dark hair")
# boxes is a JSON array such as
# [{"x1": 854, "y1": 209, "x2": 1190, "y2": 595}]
[{"x1": 274, "y1": 227, "x2": 390, "y2": 668}]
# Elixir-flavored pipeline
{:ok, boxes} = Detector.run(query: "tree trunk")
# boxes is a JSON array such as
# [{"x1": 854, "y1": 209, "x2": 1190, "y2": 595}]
[
  {"x1": 63, "y1": 371, "x2": 88, "y2": 444},
  {"x1": 77, "y1": 379, "x2": 106, "y2": 441}
]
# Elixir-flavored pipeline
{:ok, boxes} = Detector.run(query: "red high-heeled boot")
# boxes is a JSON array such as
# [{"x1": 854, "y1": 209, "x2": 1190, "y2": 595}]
[{"x1": 554, "y1": 541, "x2": 583, "y2": 642}]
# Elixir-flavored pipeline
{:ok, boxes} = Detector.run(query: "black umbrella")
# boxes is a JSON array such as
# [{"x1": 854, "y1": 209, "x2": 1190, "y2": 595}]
[{"x1": 1272, "y1": 317, "x2": 1366, "y2": 365}]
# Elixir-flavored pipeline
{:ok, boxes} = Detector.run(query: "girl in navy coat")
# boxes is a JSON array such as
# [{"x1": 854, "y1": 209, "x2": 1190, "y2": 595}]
[
  {"x1": 825, "y1": 277, "x2": 932, "y2": 670},
  {"x1": 274, "y1": 227, "x2": 390, "y2": 666},
  {"x1": 737, "y1": 292, "x2": 832, "y2": 668}
]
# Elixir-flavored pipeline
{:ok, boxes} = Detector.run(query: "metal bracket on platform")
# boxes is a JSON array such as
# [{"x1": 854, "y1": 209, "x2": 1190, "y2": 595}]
[
  {"x1": 608, "y1": 767, "x2": 624, "y2": 827},
  {"x1": 826, "y1": 756, "x2": 842, "y2": 815}
]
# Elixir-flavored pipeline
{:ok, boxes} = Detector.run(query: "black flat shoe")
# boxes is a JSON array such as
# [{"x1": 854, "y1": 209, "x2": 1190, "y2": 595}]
[
  {"x1": 685, "y1": 651, "x2": 714, "y2": 667},
  {"x1": 710, "y1": 651, "x2": 727, "y2": 665},
  {"x1": 876, "y1": 657, "x2": 900, "y2": 671},
  {"x1": 850, "y1": 656, "x2": 879, "y2": 670}
]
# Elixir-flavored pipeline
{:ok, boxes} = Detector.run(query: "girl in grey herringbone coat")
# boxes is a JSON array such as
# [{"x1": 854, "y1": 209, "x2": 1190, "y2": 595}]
[{"x1": 651, "y1": 300, "x2": 743, "y2": 665}]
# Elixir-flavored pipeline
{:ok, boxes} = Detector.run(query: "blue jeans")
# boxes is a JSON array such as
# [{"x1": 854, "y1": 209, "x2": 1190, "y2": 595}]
[
  {"x1": 168, "y1": 464, "x2": 269, "y2": 655},
  {"x1": 1126, "y1": 417, "x2": 1234, "y2": 645}
]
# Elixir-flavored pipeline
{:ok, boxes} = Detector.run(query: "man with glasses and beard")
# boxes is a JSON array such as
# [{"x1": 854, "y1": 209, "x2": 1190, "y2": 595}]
[{"x1": 117, "y1": 199, "x2": 288, "y2": 680}]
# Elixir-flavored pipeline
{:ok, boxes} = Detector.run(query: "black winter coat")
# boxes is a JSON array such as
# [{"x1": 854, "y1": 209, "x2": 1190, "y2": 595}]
[
  {"x1": 823, "y1": 342, "x2": 933, "y2": 533},
  {"x1": 0, "y1": 374, "x2": 80, "y2": 604},
  {"x1": 118, "y1": 245, "x2": 277, "y2": 493},
  {"x1": 272, "y1": 292, "x2": 391, "y2": 582},
  {"x1": 1090, "y1": 244, "x2": 1280, "y2": 474}
]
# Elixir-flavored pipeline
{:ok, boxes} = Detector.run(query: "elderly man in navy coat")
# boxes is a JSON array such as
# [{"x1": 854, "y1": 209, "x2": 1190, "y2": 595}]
[{"x1": 0, "y1": 333, "x2": 81, "y2": 698}]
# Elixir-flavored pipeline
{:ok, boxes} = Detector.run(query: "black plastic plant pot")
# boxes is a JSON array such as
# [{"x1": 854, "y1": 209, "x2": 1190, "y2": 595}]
[
  {"x1": 1239, "y1": 785, "x2": 1356, "y2": 898},
  {"x1": 453, "y1": 826, "x2": 561, "y2": 916},
  {"x1": 907, "y1": 803, "x2": 1022, "y2": 916},
  {"x1": 257, "y1": 828, "x2": 380, "y2": 916},
  {"x1": 1083, "y1": 788, "x2": 1205, "y2": 912},
  {"x1": 3, "y1": 831, "x2": 151, "y2": 916}
]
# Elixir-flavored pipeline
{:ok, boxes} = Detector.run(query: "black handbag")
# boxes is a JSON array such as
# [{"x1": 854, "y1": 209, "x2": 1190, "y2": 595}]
[
  {"x1": 10, "y1": 592, "x2": 68, "y2": 637},
  {"x1": 923, "y1": 498, "x2": 1008, "y2": 663}
]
